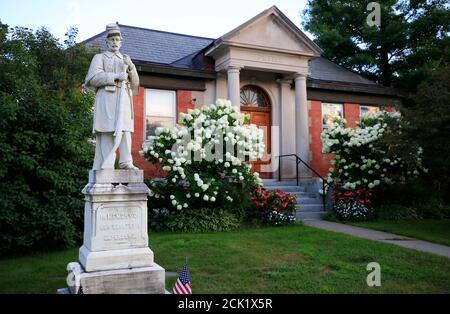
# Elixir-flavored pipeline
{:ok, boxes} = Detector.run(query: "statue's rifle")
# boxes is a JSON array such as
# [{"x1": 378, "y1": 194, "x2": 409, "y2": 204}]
[{"x1": 101, "y1": 61, "x2": 128, "y2": 169}]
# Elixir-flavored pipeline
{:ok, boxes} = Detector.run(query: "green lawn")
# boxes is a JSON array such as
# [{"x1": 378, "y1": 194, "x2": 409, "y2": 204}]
[
  {"x1": 349, "y1": 219, "x2": 450, "y2": 247},
  {"x1": 1, "y1": 224, "x2": 450, "y2": 293}
]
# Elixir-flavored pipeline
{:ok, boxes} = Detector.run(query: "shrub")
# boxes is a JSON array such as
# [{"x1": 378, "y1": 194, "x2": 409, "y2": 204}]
[
  {"x1": 321, "y1": 111, "x2": 429, "y2": 221},
  {"x1": 375, "y1": 204, "x2": 423, "y2": 221},
  {"x1": 406, "y1": 64, "x2": 450, "y2": 202},
  {"x1": 373, "y1": 180, "x2": 432, "y2": 207},
  {"x1": 142, "y1": 99, "x2": 266, "y2": 230},
  {"x1": 372, "y1": 180, "x2": 450, "y2": 220},
  {"x1": 415, "y1": 200, "x2": 450, "y2": 219},
  {"x1": 142, "y1": 99, "x2": 264, "y2": 210},
  {"x1": 250, "y1": 187, "x2": 297, "y2": 225},
  {"x1": 148, "y1": 207, "x2": 240, "y2": 233},
  {"x1": 0, "y1": 24, "x2": 93, "y2": 255},
  {"x1": 321, "y1": 111, "x2": 426, "y2": 191}
]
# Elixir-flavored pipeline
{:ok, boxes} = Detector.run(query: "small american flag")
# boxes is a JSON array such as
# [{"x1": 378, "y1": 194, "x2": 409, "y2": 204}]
[{"x1": 172, "y1": 264, "x2": 192, "y2": 294}]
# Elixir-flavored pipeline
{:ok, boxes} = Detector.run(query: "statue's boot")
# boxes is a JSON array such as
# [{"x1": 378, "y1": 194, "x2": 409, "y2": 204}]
[{"x1": 119, "y1": 161, "x2": 138, "y2": 170}]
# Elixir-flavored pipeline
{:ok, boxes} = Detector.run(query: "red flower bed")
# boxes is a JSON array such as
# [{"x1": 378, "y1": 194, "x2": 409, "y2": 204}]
[
  {"x1": 332, "y1": 188, "x2": 372, "y2": 206},
  {"x1": 251, "y1": 186, "x2": 297, "y2": 225},
  {"x1": 331, "y1": 188, "x2": 374, "y2": 221}
]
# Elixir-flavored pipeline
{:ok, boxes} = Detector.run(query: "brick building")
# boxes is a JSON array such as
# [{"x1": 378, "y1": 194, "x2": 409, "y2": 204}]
[{"x1": 84, "y1": 6, "x2": 400, "y2": 179}]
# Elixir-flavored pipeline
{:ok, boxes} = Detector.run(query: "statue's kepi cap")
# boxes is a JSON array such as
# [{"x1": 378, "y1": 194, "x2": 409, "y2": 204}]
[{"x1": 106, "y1": 23, "x2": 122, "y2": 38}]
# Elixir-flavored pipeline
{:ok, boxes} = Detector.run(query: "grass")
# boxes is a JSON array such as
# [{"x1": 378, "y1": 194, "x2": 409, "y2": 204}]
[
  {"x1": 348, "y1": 219, "x2": 450, "y2": 247},
  {"x1": 1, "y1": 224, "x2": 450, "y2": 293}
]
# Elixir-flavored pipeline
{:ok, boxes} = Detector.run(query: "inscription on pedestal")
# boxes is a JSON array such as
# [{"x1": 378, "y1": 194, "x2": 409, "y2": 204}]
[{"x1": 94, "y1": 204, "x2": 147, "y2": 250}]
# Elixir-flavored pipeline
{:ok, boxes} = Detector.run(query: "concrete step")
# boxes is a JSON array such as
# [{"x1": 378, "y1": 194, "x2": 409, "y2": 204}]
[
  {"x1": 298, "y1": 204, "x2": 324, "y2": 212},
  {"x1": 263, "y1": 179, "x2": 326, "y2": 221},
  {"x1": 262, "y1": 179, "x2": 318, "y2": 187},
  {"x1": 295, "y1": 211, "x2": 326, "y2": 220},
  {"x1": 262, "y1": 180, "x2": 298, "y2": 186},
  {"x1": 265, "y1": 185, "x2": 307, "y2": 192},
  {"x1": 289, "y1": 191, "x2": 321, "y2": 199},
  {"x1": 296, "y1": 197, "x2": 323, "y2": 205}
]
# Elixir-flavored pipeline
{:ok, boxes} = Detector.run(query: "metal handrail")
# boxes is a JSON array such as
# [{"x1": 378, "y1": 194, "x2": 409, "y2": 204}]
[{"x1": 277, "y1": 154, "x2": 332, "y2": 209}]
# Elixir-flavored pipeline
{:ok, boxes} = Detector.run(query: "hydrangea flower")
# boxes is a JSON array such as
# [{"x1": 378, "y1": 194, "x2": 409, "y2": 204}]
[
  {"x1": 143, "y1": 99, "x2": 264, "y2": 210},
  {"x1": 322, "y1": 111, "x2": 425, "y2": 192}
]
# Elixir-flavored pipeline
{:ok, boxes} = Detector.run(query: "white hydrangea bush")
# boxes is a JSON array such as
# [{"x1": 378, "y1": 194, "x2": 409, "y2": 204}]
[
  {"x1": 141, "y1": 99, "x2": 265, "y2": 212},
  {"x1": 321, "y1": 111, "x2": 426, "y2": 191}
]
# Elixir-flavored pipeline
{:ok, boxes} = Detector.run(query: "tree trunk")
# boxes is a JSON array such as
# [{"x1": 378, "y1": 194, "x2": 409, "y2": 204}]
[{"x1": 380, "y1": 51, "x2": 392, "y2": 87}]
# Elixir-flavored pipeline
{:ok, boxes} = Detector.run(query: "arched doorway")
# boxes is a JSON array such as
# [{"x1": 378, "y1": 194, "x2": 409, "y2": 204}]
[{"x1": 240, "y1": 85, "x2": 272, "y2": 178}]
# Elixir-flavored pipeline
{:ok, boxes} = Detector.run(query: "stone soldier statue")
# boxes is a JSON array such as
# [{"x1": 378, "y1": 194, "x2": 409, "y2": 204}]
[{"x1": 85, "y1": 23, "x2": 139, "y2": 170}]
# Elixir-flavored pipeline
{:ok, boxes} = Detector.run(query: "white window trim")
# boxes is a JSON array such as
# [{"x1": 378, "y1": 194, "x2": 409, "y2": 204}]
[
  {"x1": 144, "y1": 88, "x2": 177, "y2": 142},
  {"x1": 321, "y1": 102, "x2": 344, "y2": 129}
]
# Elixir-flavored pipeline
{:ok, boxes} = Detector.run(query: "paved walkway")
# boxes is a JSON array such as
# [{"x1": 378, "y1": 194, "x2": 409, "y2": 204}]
[{"x1": 304, "y1": 220, "x2": 450, "y2": 259}]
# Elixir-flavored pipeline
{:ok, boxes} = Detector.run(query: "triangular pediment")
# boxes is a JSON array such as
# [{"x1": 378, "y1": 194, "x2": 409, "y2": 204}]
[{"x1": 213, "y1": 6, "x2": 322, "y2": 57}]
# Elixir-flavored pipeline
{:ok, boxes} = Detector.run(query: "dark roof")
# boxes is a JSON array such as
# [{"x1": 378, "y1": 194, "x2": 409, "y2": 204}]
[
  {"x1": 82, "y1": 24, "x2": 214, "y2": 65},
  {"x1": 309, "y1": 57, "x2": 376, "y2": 85},
  {"x1": 83, "y1": 24, "x2": 396, "y2": 95}
]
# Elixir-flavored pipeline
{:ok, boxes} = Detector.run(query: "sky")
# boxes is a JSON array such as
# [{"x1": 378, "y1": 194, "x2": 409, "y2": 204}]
[{"x1": 0, "y1": 0, "x2": 309, "y2": 43}]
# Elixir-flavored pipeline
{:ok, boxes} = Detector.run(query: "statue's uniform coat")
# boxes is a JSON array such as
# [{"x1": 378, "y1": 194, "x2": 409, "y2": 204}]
[{"x1": 85, "y1": 51, "x2": 139, "y2": 134}]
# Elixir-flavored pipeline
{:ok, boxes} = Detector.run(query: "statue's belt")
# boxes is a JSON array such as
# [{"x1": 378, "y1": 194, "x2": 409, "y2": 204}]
[
  {"x1": 104, "y1": 81, "x2": 130, "y2": 92},
  {"x1": 115, "y1": 80, "x2": 130, "y2": 88}
]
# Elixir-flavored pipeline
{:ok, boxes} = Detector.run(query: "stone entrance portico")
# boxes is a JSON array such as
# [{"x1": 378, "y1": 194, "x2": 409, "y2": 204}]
[{"x1": 204, "y1": 6, "x2": 322, "y2": 178}]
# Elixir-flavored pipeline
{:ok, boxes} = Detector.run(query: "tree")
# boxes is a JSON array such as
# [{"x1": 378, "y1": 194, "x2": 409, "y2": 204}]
[
  {"x1": 302, "y1": 0, "x2": 449, "y2": 89},
  {"x1": 0, "y1": 22, "x2": 94, "y2": 254},
  {"x1": 404, "y1": 63, "x2": 450, "y2": 199}
]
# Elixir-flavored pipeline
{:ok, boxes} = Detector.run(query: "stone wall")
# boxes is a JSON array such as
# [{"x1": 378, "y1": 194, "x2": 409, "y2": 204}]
[{"x1": 308, "y1": 100, "x2": 333, "y2": 177}]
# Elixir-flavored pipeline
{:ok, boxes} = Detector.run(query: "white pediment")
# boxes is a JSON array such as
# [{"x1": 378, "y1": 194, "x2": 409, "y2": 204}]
[
  {"x1": 229, "y1": 15, "x2": 312, "y2": 54},
  {"x1": 213, "y1": 6, "x2": 322, "y2": 57}
]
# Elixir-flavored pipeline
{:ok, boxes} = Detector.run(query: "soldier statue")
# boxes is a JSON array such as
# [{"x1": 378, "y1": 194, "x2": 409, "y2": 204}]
[{"x1": 84, "y1": 23, "x2": 139, "y2": 170}]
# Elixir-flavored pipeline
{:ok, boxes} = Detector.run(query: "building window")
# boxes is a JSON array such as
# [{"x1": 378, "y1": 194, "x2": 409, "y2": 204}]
[
  {"x1": 322, "y1": 103, "x2": 343, "y2": 128},
  {"x1": 360, "y1": 105, "x2": 380, "y2": 118},
  {"x1": 145, "y1": 89, "x2": 176, "y2": 140},
  {"x1": 240, "y1": 85, "x2": 270, "y2": 108}
]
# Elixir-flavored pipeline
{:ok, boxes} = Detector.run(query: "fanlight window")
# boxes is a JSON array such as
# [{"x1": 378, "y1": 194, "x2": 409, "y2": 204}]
[{"x1": 240, "y1": 85, "x2": 270, "y2": 108}]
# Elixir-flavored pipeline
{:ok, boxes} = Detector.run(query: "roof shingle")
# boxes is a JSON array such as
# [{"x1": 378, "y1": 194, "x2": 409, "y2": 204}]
[
  {"x1": 83, "y1": 24, "x2": 377, "y2": 86},
  {"x1": 83, "y1": 24, "x2": 214, "y2": 65}
]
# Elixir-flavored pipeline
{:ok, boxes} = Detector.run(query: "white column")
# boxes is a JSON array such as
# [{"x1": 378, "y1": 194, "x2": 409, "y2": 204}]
[
  {"x1": 227, "y1": 66, "x2": 241, "y2": 111},
  {"x1": 278, "y1": 78, "x2": 296, "y2": 178},
  {"x1": 215, "y1": 72, "x2": 227, "y2": 100},
  {"x1": 294, "y1": 73, "x2": 310, "y2": 176}
]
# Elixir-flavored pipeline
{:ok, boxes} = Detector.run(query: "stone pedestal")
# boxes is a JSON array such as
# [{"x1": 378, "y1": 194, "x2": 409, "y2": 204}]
[
  {"x1": 66, "y1": 262, "x2": 165, "y2": 294},
  {"x1": 64, "y1": 169, "x2": 165, "y2": 294}
]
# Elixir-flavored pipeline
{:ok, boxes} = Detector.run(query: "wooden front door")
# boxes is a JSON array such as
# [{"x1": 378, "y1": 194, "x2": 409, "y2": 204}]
[{"x1": 241, "y1": 107, "x2": 272, "y2": 178}]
